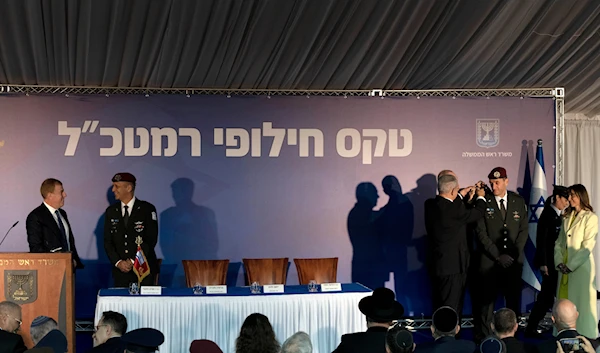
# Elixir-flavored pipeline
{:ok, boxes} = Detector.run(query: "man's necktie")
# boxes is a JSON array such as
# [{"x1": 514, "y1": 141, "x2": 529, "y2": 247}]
[
  {"x1": 499, "y1": 199, "x2": 507, "y2": 220},
  {"x1": 123, "y1": 205, "x2": 129, "y2": 227},
  {"x1": 55, "y1": 210, "x2": 69, "y2": 250}
]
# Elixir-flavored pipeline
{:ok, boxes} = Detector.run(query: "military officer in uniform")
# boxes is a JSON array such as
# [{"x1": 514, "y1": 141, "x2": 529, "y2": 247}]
[
  {"x1": 474, "y1": 167, "x2": 529, "y2": 339},
  {"x1": 525, "y1": 185, "x2": 570, "y2": 336},
  {"x1": 103, "y1": 173, "x2": 159, "y2": 287}
]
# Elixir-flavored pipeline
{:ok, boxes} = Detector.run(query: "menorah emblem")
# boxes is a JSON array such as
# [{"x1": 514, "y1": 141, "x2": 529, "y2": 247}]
[
  {"x1": 4, "y1": 270, "x2": 38, "y2": 304},
  {"x1": 476, "y1": 119, "x2": 500, "y2": 148}
]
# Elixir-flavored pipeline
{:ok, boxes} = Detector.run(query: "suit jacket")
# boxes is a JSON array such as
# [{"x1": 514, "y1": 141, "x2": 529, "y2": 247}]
[
  {"x1": 535, "y1": 329, "x2": 599, "y2": 353},
  {"x1": 502, "y1": 336, "x2": 533, "y2": 353},
  {"x1": 332, "y1": 326, "x2": 387, "y2": 353},
  {"x1": 0, "y1": 329, "x2": 27, "y2": 353},
  {"x1": 533, "y1": 201, "x2": 562, "y2": 268},
  {"x1": 26, "y1": 204, "x2": 84, "y2": 269},
  {"x1": 425, "y1": 196, "x2": 486, "y2": 276},
  {"x1": 475, "y1": 191, "x2": 528, "y2": 273},
  {"x1": 415, "y1": 336, "x2": 476, "y2": 353},
  {"x1": 104, "y1": 199, "x2": 159, "y2": 273},
  {"x1": 553, "y1": 210, "x2": 599, "y2": 338},
  {"x1": 85, "y1": 337, "x2": 125, "y2": 353}
]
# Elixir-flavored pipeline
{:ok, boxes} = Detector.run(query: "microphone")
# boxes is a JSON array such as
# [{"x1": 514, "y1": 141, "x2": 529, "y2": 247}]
[{"x1": 0, "y1": 221, "x2": 19, "y2": 248}]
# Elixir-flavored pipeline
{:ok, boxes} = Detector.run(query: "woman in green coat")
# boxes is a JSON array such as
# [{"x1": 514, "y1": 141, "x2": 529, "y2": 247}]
[{"x1": 554, "y1": 184, "x2": 598, "y2": 339}]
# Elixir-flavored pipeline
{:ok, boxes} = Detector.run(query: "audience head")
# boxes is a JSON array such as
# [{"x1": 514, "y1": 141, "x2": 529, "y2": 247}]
[
  {"x1": 359, "y1": 287, "x2": 404, "y2": 327},
  {"x1": 552, "y1": 299, "x2": 579, "y2": 331},
  {"x1": 34, "y1": 329, "x2": 67, "y2": 352},
  {"x1": 235, "y1": 313, "x2": 280, "y2": 353},
  {"x1": 355, "y1": 182, "x2": 379, "y2": 208},
  {"x1": 386, "y1": 325, "x2": 415, "y2": 353},
  {"x1": 479, "y1": 336, "x2": 507, "y2": 353},
  {"x1": 93, "y1": 310, "x2": 127, "y2": 347},
  {"x1": 491, "y1": 308, "x2": 517, "y2": 338},
  {"x1": 438, "y1": 175, "x2": 458, "y2": 196},
  {"x1": 190, "y1": 339, "x2": 223, "y2": 353},
  {"x1": 567, "y1": 184, "x2": 593, "y2": 213},
  {"x1": 431, "y1": 306, "x2": 459, "y2": 338},
  {"x1": 30, "y1": 316, "x2": 58, "y2": 345},
  {"x1": 0, "y1": 301, "x2": 22, "y2": 333},
  {"x1": 122, "y1": 328, "x2": 164, "y2": 353},
  {"x1": 281, "y1": 331, "x2": 312, "y2": 353}
]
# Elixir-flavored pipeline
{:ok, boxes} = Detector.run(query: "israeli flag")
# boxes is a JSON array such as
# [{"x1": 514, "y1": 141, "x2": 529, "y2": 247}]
[{"x1": 523, "y1": 139, "x2": 547, "y2": 290}]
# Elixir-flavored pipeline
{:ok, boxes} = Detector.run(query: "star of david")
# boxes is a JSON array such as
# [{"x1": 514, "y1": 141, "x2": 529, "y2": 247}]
[{"x1": 529, "y1": 196, "x2": 546, "y2": 222}]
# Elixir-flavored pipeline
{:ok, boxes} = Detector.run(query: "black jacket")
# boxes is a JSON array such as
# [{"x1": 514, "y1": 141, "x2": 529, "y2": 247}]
[
  {"x1": 332, "y1": 326, "x2": 387, "y2": 353},
  {"x1": 415, "y1": 336, "x2": 476, "y2": 353},
  {"x1": 533, "y1": 201, "x2": 562, "y2": 268},
  {"x1": 0, "y1": 330, "x2": 27, "y2": 353},
  {"x1": 85, "y1": 337, "x2": 125, "y2": 353},
  {"x1": 26, "y1": 204, "x2": 84, "y2": 269}
]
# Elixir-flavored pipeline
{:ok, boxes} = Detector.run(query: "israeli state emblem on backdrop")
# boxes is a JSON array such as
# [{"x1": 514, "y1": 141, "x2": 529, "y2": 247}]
[
  {"x1": 476, "y1": 119, "x2": 500, "y2": 148},
  {"x1": 4, "y1": 270, "x2": 38, "y2": 304}
]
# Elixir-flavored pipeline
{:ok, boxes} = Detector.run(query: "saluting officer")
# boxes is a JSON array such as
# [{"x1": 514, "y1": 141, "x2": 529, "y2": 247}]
[
  {"x1": 474, "y1": 167, "x2": 529, "y2": 339},
  {"x1": 103, "y1": 173, "x2": 159, "y2": 287}
]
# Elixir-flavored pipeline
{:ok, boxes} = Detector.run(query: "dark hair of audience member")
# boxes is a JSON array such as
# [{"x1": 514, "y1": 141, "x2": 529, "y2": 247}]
[
  {"x1": 102, "y1": 311, "x2": 127, "y2": 335},
  {"x1": 235, "y1": 313, "x2": 280, "y2": 353}
]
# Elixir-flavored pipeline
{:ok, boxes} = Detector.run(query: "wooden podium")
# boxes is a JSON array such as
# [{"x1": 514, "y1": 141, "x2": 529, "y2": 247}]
[{"x1": 0, "y1": 253, "x2": 75, "y2": 352}]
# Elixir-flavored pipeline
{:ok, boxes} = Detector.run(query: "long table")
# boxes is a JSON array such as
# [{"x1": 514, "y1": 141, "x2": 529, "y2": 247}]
[{"x1": 95, "y1": 284, "x2": 372, "y2": 353}]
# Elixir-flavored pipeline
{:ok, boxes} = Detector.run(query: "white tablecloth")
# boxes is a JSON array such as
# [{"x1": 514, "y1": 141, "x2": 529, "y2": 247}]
[{"x1": 95, "y1": 286, "x2": 371, "y2": 353}]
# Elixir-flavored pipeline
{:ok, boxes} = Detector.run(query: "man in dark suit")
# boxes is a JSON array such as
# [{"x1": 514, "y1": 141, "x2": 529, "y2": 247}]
[
  {"x1": 525, "y1": 185, "x2": 570, "y2": 337},
  {"x1": 332, "y1": 287, "x2": 404, "y2": 353},
  {"x1": 425, "y1": 174, "x2": 486, "y2": 315},
  {"x1": 104, "y1": 173, "x2": 159, "y2": 287},
  {"x1": 536, "y1": 299, "x2": 599, "y2": 353},
  {"x1": 0, "y1": 301, "x2": 27, "y2": 353},
  {"x1": 26, "y1": 178, "x2": 84, "y2": 270},
  {"x1": 415, "y1": 306, "x2": 476, "y2": 353},
  {"x1": 474, "y1": 167, "x2": 529, "y2": 338},
  {"x1": 88, "y1": 311, "x2": 127, "y2": 353},
  {"x1": 492, "y1": 308, "x2": 534, "y2": 353}
]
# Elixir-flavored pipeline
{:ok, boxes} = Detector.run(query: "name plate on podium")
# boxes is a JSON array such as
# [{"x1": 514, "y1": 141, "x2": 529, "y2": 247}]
[
  {"x1": 206, "y1": 285, "x2": 227, "y2": 294},
  {"x1": 321, "y1": 283, "x2": 342, "y2": 292},
  {"x1": 263, "y1": 284, "x2": 285, "y2": 293},
  {"x1": 140, "y1": 286, "x2": 162, "y2": 295}
]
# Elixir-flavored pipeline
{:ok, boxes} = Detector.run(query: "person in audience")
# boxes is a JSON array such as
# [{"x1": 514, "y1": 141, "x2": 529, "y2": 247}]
[
  {"x1": 536, "y1": 299, "x2": 598, "y2": 353},
  {"x1": 235, "y1": 313, "x2": 280, "y2": 353},
  {"x1": 33, "y1": 329, "x2": 67, "y2": 353},
  {"x1": 333, "y1": 287, "x2": 404, "y2": 353},
  {"x1": 88, "y1": 311, "x2": 127, "y2": 353},
  {"x1": 491, "y1": 308, "x2": 532, "y2": 353},
  {"x1": 190, "y1": 339, "x2": 223, "y2": 353},
  {"x1": 416, "y1": 306, "x2": 475, "y2": 353},
  {"x1": 554, "y1": 184, "x2": 598, "y2": 339},
  {"x1": 30, "y1": 316, "x2": 58, "y2": 346},
  {"x1": 0, "y1": 300, "x2": 27, "y2": 353},
  {"x1": 479, "y1": 336, "x2": 507, "y2": 353},
  {"x1": 554, "y1": 335, "x2": 595, "y2": 353},
  {"x1": 281, "y1": 331, "x2": 312, "y2": 353},
  {"x1": 386, "y1": 325, "x2": 415, "y2": 353},
  {"x1": 121, "y1": 328, "x2": 164, "y2": 353}
]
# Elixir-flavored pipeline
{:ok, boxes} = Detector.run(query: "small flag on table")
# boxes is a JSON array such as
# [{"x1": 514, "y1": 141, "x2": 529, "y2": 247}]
[{"x1": 133, "y1": 236, "x2": 150, "y2": 284}]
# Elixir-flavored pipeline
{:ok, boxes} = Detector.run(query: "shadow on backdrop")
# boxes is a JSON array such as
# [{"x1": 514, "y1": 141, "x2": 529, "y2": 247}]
[
  {"x1": 160, "y1": 178, "x2": 219, "y2": 287},
  {"x1": 405, "y1": 173, "x2": 437, "y2": 316},
  {"x1": 347, "y1": 182, "x2": 387, "y2": 290},
  {"x1": 375, "y1": 175, "x2": 415, "y2": 312},
  {"x1": 75, "y1": 186, "x2": 116, "y2": 318}
]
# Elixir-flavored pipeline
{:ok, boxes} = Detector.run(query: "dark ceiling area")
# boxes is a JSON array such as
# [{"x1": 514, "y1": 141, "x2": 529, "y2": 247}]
[{"x1": 1, "y1": 0, "x2": 600, "y2": 113}]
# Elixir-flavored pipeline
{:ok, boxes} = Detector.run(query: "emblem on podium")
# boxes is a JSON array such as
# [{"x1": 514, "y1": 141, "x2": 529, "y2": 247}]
[{"x1": 4, "y1": 270, "x2": 38, "y2": 303}]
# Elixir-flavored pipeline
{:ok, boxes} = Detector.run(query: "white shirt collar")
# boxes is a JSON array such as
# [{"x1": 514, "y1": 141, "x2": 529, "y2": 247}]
[
  {"x1": 550, "y1": 203, "x2": 562, "y2": 217},
  {"x1": 43, "y1": 201, "x2": 59, "y2": 215},
  {"x1": 494, "y1": 193, "x2": 508, "y2": 207},
  {"x1": 121, "y1": 197, "x2": 136, "y2": 214}
]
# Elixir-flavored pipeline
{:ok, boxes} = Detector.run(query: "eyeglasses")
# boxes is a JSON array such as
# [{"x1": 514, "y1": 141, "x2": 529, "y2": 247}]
[
  {"x1": 4, "y1": 314, "x2": 22, "y2": 333},
  {"x1": 94, "y1": 324, "x2": 108, "y2": 332}
]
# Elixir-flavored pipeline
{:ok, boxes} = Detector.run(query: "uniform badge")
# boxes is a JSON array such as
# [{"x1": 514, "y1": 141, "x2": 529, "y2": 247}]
[
  {"x1": 134, "y1": 221, "x2": 144, "y2": 233},
  {"x1": 513, "y1": 211, "x2": 520, "y2": 221},
  {"x1": 486, "y1": 208, "x2": 495, "y2": 217},
  {"x1": 151, "y1": 211, "x2": 157, "y2": 221},
  {"x1": 111, "y1": 218, "x2": 119, "y2": 225}
]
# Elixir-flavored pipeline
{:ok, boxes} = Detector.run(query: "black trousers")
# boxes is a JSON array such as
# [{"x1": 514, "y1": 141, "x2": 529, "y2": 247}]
[
  {"x1": 527, "y1": 267, "x2": 558, "y2": 331},
  {"x1": 478, "y1": 263, "x2": 523, "y2": 338},
  {"x1": 431, "y1": 273, "x2": 468, "y2": 316}
]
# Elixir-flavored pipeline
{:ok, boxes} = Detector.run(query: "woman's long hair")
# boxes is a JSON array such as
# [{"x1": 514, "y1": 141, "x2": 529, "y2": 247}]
[
  {"x1": 565, "y1": 184, "x2": 594, "y2": 216},
  {"x1": 235, "y1": 313, "x2": 280, "y2": 353}
]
